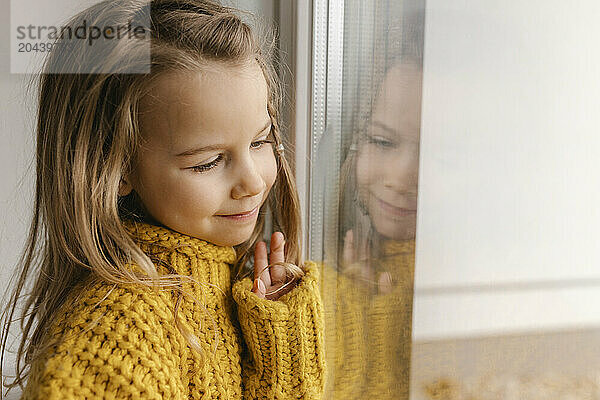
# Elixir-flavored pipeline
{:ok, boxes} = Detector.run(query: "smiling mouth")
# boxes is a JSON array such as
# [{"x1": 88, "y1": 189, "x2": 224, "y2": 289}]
[
  {"x1": 215, "y1": 206, "x2": 260, "y2": 220},
  {"x1": 374, "y1": 197, "x2": 417, "y2": 217}
]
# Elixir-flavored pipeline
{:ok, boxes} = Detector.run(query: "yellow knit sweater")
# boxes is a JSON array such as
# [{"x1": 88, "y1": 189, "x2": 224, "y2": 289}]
[
  {"x1": 22, "y1": 219, "x2": 325, "y2": 399},
  {"x1": 321, "y1": 238, "x2": 415, "y2": 400}
]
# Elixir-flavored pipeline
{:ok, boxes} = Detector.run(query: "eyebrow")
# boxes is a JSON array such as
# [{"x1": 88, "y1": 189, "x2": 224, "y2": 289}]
[
  {"x1": 174, "y1": 120, "x2": 272, "y2": 157},
  {"x1": 371, "y1": 120, "x2": 419, "y2": 142}
]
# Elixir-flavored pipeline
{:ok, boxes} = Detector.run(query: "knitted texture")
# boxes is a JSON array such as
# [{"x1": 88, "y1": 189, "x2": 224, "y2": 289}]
[
  {"x1": 320, "y1": 238, "x2": 415, "y2": 400},
  {"x1": 22, "y1": 219, "x2": 325, "y2": 399}
]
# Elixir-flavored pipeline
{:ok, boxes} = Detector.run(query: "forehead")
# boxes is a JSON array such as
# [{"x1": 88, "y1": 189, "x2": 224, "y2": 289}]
[
  {"x1": 137, "y1": 62, "x2": 269, "y2": 151},
  {"x1": 371, "y1": 64, "x2": 422, "y2": 138}
]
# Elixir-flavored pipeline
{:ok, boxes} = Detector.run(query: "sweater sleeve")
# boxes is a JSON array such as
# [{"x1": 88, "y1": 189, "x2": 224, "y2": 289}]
[
  {"x1": 231, "y1": 261, "x2": 326, "y2": 400},
  {"x1": 21, "y1": 288, "x2": 186, "y2": 400}
]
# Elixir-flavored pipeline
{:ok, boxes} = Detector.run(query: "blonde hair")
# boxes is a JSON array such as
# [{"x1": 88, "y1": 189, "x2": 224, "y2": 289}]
[{"x1": 0, "y1": 0, "x2": 302, "y2": 395}]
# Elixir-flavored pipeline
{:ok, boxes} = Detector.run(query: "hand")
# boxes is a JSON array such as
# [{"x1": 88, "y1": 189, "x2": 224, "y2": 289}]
[
  {"x1": 342, "y1": 230, "x2": 392, "y2": 295},
  {"x1": 252, "y1": 232, "x2": 298, "y2": 300}
]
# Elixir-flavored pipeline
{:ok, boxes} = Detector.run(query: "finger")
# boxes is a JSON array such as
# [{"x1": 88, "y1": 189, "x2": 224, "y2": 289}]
[
  {"x1": 269, "y1": 232, "x2": 286, "y2": 284},
  {"x1": 269, "y1": 232, "x2": 285, "y2": 265},
  {"x1": 259, "y1": 244, "x2": 272, "y2": 288},
  {"x1": 252, "y1": 277, "x2": 266, "y2": 299},
  {"x1": 378, "y1": 272, "x2": 393, "y2": 295},
  {"x1": 357, "y1": 230, "x2": 370, "y2": 264},
  {"x1": 342, "y1": 230, "x2": 355, "y2": 268},
  {"x1": 254, "y1": 241, "x2": 266, "y2": 280},
  {"x1": 357, "y1": 232, "x2": 375, "y2": 284},
  {"x1": 254, "y1": 241, "x2": 271, "y2": 287},
  {"x1": 266, "y1": 280, "x2": 296, "y2": 301},
  {"x1": 361, "y1": 261, "x2": 374, "y2": 283}
]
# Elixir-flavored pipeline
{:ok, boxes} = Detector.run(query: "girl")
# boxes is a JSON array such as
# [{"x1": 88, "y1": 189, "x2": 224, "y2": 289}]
[
  {"x1": 1, "y1": 1, "x2": 324, "y2": 399},
  {"x1": 321, "y1": 61, "x2": 422, "y2": 400}
]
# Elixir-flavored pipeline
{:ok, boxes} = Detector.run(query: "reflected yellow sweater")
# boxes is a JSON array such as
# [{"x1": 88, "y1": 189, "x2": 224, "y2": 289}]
[
  {"x1": 22, "y1": 220, "x2": 325, "y2": 399},
  {"x1": 321, "y1": 239, "x2": 415, "y2": 400}
]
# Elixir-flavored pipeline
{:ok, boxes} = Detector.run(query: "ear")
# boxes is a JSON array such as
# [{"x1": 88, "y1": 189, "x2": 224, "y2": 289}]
[{"x1": 118, "y1": 177, "x2": 133, "y2": 197}]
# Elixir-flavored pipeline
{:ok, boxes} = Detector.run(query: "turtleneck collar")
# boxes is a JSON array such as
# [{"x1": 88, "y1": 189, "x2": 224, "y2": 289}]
[
  {"x1": 121, "y1": 218, "x2": 237, "y2": 268},
  {"x1": 381, "y1": 238, "x2": 416, "y2": 256}
]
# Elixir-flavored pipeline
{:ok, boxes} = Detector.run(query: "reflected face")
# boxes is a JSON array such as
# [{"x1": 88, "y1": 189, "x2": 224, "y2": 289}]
[
  {"x1": 122, "y1": 62, "x2": 277, "y2": 246},
  {"x1": 356, "y1": 64, "x2": 421, "y2": 240}
]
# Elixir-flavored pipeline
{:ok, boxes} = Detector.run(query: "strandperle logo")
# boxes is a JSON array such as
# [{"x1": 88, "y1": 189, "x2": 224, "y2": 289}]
[
  {"x1": 16, "y1": 19, "x2": 148, "y2": 47},
  {"x1": 11, "y1": 1, "x2": 151, "y2": 74}
]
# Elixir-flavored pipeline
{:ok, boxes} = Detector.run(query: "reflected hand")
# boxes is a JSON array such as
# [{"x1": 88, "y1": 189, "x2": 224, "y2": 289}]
[
  {"x1": 251, "y1": 232, "x2": 299, "y2": 300},
  {"x1": 342, "y1": 229, "x2": 392, "y2": 295}
]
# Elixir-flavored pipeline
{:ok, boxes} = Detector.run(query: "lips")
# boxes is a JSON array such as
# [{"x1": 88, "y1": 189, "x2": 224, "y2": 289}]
[
  {"x1": 374, "y1": 197, "x2": 416, "y2": 217},
  {"x1": 217, "y1": 206, "x2": 258, "y2": 217}
]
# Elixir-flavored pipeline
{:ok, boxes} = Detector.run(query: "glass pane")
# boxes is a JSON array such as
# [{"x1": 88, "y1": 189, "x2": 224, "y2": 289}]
[
  {"x1": 309, "y1": 0, "x2": 600, "y2": 399},
  {"x1": 309, "y1": 1, "x2": 424, "y2": 399}
]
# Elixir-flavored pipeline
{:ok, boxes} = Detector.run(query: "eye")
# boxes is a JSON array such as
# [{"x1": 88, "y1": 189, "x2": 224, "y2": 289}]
[
  {"x1": 250, "y1": 138, "x2": 274, "y2": 150},
  {"x1": 189, "y1": 154, "x2": 223, "y2": 173},
  {"x1": 365, "y1": 134, "x2": 396, "y2": 149}
]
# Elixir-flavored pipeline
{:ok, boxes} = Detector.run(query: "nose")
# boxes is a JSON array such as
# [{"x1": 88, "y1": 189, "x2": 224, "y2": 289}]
[
  {"x1": 383, "y1": 147, "x2": 419, "y2": 195},
  {"x1": 231, "y1": 156, "x2": 265, "y2": 200}
]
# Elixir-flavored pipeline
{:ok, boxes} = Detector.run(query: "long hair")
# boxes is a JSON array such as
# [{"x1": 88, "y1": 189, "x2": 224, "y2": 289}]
[{"x1": 0, "y1": 0, "x2": 302, "y2": 395}]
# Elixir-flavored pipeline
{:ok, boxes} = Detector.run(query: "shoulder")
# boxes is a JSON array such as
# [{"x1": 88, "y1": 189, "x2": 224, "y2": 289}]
[
  {"x1": 48, "y1": 278, "x2": 178, "y2": 354},
  {"x1": 54, "y1": 278, "x2": 175, "y2": 336},
  {"x1": 38, "y1": 282, "x2": 175, "y2": 364},
  {"x1": 23, "y1": 280, "x2": 183, "y2": 399}
]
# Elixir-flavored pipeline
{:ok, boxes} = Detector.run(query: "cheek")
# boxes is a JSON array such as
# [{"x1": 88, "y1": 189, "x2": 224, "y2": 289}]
[
  {"x1": 355, "y1": 149, "x2": 378, "y2": 189},
  {"x1": 131, "y1": 160, "x2": 171, "y2": 202},
  {"x1": 176, "y1": 176, "x2": 217, "y2": 207},
  {"x1": 260, "y1": 150, "x2": 278, "y2": 192},
  {"x1": 134, "y1": 161, "x2": 221, "y2": 216}
]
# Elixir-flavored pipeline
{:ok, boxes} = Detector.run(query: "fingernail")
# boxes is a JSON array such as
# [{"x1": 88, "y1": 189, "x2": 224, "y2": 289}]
[{"x1": 257, "y1": 279, "x2": 266, "y2": 294}]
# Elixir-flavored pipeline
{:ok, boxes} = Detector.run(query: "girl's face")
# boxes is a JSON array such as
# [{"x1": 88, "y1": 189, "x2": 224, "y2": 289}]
[
  {"x1": 121, "y1": 61, "x2": 277, "y2": 247},
  {"x1": 356, "y1": 64, "x2": 421, "y2": 240}
]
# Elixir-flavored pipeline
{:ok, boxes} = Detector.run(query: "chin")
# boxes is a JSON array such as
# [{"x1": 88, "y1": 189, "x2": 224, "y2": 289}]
[
  {"x1": 211, "y1": 229, "x2": 256, "y2": 247},
  {"x1": 371, "y1": 215, "x2": 416, "y2": 241},
  {"x1": 209, "y1": 237, "x2": 247, "y2": 247},
  {"x1": 380, "y1": 229, "x2": 416, "y2": 241}
]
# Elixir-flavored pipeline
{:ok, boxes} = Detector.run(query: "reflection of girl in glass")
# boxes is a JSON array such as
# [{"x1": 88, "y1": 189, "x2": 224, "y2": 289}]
[
  {"x1": 341, "y1": 62, "x2": 421, "y2": 256},
  {"x1": 325, "y1": 62, "x2": 422, "y2": 400}
]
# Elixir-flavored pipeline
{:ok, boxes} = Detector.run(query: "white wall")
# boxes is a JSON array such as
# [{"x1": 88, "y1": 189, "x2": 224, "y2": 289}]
[
  {"x1": 414, "y1": 0, "x2": 600, "y2": 340},
  {"x1": 1, "y1": 0, "x2": 37, "y2": 397}
]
